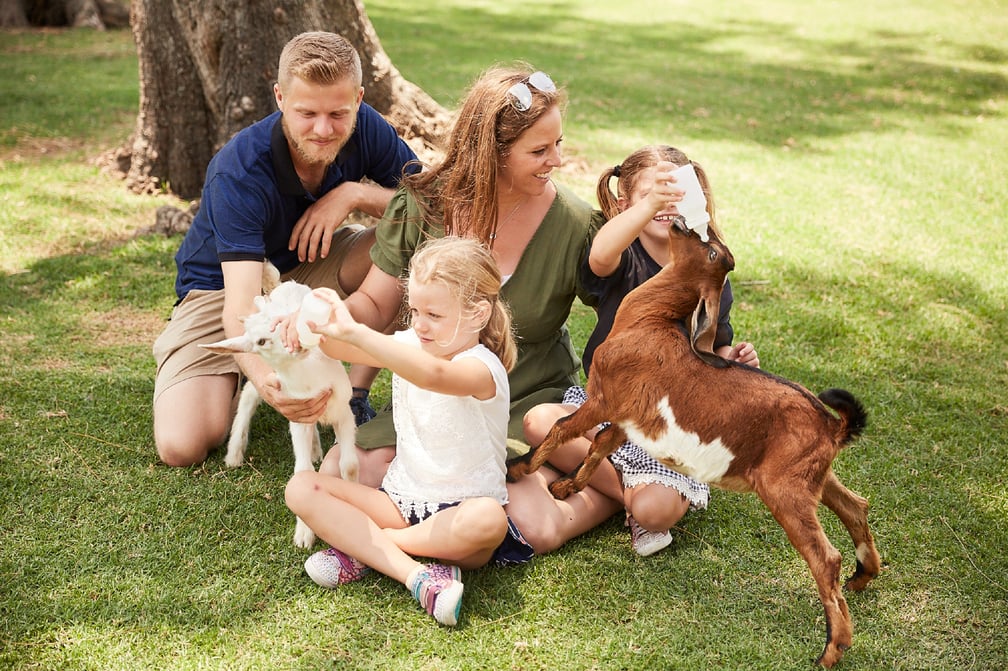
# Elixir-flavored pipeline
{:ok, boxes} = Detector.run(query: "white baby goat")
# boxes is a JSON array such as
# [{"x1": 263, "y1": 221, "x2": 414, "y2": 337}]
[{"x1": 201, "y1": 263, "x2": 358, "y2": 548}]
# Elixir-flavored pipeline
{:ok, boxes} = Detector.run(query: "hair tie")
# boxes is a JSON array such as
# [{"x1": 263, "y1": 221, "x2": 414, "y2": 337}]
[{"x1": 612, "y1": 164, "x2": 621, "y2": 178}]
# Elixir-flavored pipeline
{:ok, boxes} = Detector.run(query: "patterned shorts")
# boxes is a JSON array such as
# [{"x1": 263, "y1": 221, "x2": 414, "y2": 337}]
[
  {"x1": 383, "y1": 490, "x2": 535, "y2": 566},
  {"x1": 561, "y1": 386, "x2": 711, "y2": 510}
]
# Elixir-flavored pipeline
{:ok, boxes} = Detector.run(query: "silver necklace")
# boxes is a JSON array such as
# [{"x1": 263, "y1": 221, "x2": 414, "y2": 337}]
[{"x1": 490, "y1": 197, "x2": 527, "y2": 242}]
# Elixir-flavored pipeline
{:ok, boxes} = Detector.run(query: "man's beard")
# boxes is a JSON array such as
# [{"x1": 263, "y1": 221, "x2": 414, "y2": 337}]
[{"x1": 282, "y1": 116, "x2": 353, "y2": 168}]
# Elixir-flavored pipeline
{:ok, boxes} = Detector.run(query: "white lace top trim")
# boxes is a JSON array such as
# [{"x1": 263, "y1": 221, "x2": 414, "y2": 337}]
[{"x1": 381, "y1": 330, "x2": 510, "y2": 513}]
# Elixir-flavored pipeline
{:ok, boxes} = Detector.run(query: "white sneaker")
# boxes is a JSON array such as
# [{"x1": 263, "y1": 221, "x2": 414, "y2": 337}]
[
  {"x1": 303, "y1": 547, "x2": 370, "y2": 588},
  {"x1": 628, "y1": 515, "x2": 673, "y2": 557}
]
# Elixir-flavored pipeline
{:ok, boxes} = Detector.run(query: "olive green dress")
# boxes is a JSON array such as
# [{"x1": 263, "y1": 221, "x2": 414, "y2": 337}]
[{"x1": 356, "y1": 182, "x2": 604, "y2": 459}]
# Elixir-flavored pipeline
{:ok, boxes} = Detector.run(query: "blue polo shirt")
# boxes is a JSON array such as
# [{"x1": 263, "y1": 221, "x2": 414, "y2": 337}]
[{"x1": 173, "y1": 104, "x2": 418, "y2": 300}]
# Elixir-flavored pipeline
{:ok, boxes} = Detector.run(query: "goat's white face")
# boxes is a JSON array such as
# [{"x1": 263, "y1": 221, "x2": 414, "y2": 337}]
[
  {"x1": 199, "y1": 296, "x2": 305, "y2": 364},
  {"x1": 238, "y1": 311, "x2": 304, "y2": 364}
]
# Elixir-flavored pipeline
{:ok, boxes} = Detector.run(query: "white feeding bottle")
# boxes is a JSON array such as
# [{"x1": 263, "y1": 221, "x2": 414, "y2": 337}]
[
  {"x1": 296, "y1": 292, "x2": 331, "y2": 348},
  {"x1": 671, "y1": 163, "x2": 710, "y2": 242}
]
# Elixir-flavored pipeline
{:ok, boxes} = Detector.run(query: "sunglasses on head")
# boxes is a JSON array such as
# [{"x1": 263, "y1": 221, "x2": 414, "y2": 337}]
[{"x1": 506, "y1": 71, "x2": 557, "y2": 112}]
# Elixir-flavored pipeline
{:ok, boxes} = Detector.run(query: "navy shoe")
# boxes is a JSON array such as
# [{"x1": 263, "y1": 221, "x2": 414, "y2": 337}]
[{"x1": 349, "y1": 388, "x2": 377, "y2": 426}]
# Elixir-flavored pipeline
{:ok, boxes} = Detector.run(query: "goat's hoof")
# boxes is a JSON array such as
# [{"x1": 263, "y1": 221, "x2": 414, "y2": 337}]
[
  {"x1": 505, "y1": 450, "x2": 536, "y2": 479},
  {"x1": 548, "y1": 479, "x2": 577, "y2": 499},
  {"x1": 505, "y1": 463, "x2": 530, "y2": 481},
  {"x1": 293, "y1": 519, "x2": 315, "y2": 549},
  {"x1": 815, "y1": 641, "x2": 848, "y2": 668},
  {"x1": 844, "y1": 560, "x2": 879, "y2": 592}
]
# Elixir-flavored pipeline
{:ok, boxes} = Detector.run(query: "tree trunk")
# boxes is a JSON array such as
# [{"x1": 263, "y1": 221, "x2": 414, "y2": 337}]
[
  {"x1": 114, "y1": 0, "x2": 450, "y2": 200},
  {"x1": 0, "y1": 0, "x2": 29, "y2": 27},
  {"x1": 3, "y1": 0, "x2": 129, "y2": 28}
]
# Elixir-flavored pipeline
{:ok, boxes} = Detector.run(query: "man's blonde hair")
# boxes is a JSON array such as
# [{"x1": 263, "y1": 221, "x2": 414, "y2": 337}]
[{"x1": 277, "y1": 31, "x2": 362, "y2": 90}]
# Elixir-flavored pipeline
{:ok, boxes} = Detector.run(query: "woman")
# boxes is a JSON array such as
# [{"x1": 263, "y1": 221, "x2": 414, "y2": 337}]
[{"x1": 329, "y1": 65, "x2": 623, "y2": 554}]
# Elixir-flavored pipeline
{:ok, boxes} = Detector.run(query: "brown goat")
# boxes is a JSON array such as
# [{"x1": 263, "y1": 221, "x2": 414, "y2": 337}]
[{"x1": 508, "y1": 220, "x2": 881, "y2": 668}]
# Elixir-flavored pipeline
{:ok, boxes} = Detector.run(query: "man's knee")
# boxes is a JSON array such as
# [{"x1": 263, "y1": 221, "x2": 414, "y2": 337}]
[
  {"x1": 154, "y1": 411, "x2": 227, "y2": 467},
  {"x1": 153, "y1": 374, "x2": 237, "y2": 467},
  {"x1": 155, "y1": 433, "x2": 215, "y2": 467},
  {"x1": 337, "y1": 227, "x2": 377, "y2": 294}
]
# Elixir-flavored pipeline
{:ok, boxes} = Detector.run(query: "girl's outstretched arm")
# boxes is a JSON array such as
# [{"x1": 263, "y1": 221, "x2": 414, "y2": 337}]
[
  {"x1": 589, "y1": 160, "x2": 683, "y2": 277},
  {"x1": 311, "y1": 288, "x2": 497, "y2": 400}
]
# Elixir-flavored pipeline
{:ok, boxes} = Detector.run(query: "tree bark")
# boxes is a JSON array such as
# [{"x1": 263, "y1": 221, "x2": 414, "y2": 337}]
[
  {"x1": 0, "y1": 0, "x2": 29, "y2": 27},
  {"x1": 2, "y1": 0, "x2": 129, "y2": 28},
  {"x1": 114, "y1": 0, "x2": 450, "y2": 200}
]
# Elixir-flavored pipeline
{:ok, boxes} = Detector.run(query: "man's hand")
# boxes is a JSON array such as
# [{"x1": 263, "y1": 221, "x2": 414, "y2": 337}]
[
  {"x1": 257, "y1": 372, "x2": 332, "y2": 423},
  {"x1": 288, "y1": 183, "x2": 357, "y2": 262}
]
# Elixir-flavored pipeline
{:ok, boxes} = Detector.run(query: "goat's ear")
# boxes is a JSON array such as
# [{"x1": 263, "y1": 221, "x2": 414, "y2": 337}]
[
  {"x1": 199, "y1": 336, "x2": 253, "y2": 355},
  {"x1": 689, "y1": 291, "x2": 729, "y2": 368}
]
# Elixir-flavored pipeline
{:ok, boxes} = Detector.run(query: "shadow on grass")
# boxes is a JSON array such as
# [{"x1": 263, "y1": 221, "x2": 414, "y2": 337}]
[{"x1": 1, "y1": 224, "x2": 1006, "y2": 667}]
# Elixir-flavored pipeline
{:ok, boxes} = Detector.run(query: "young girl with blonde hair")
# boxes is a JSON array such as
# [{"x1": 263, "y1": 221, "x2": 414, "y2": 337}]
[{"x1": 285, "y1": 237, "x2": 529, "y2": 627}]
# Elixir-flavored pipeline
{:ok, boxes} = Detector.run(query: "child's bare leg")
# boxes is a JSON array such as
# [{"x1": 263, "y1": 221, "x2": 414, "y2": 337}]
[
  {"x1": 385, "y1": 497, "x2": 508, "y2": 570},
  {"x1": 624, "y1": 482, "x2": 690, "y2": 531},
  {"x1": 285, "y1": 470, "x2": 420, "y2": 584},
  {"x1": 505, "y1": 465, "x2": 622, "y2": 555},
  {"x1": 320, "y1": 443, "x2": 394, "y2": 487},
  {"x1": 523, "y1": 401, "x2": 624, "y2": 501}
]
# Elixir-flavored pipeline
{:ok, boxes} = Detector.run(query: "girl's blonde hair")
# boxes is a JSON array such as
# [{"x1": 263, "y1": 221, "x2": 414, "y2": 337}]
[
  {"x1": 596, "y1": 145, "x2": 723, "y2": 240},
  {"x1": 406, "y1": 237, "x2": 517, "y2": 371},
  {"x1": 402, "y1": 64, "x2": 566, "y2": 244}
]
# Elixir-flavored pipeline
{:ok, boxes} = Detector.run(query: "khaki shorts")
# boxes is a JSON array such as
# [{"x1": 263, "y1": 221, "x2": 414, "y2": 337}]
[{"x1": 153, "y1": 225, "x2": 369, "y2": 403}]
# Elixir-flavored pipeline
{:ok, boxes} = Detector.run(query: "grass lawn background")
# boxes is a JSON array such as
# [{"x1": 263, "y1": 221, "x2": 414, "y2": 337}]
[{"x1": 1, "y1": 1, "x2": 1006, "y2": 669}]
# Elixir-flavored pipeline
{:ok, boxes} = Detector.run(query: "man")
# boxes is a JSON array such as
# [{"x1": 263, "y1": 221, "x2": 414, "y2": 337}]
[{"x1": 153, "y1": 31, "x2": 417, "y2": 467}]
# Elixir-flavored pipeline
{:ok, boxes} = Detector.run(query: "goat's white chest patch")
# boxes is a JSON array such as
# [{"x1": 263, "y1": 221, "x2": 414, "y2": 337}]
[{"x1": 620, "y1": 397, "x2": 733, "y2": 483}]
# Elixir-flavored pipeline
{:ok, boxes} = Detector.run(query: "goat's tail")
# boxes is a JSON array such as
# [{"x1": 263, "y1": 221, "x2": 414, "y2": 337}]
[
  {"x1": 261, "y1": 260, "x2": 282, "y2": 293},
  {"x1": 819, "y1": 388, "x2": 867, "y2": 444}
]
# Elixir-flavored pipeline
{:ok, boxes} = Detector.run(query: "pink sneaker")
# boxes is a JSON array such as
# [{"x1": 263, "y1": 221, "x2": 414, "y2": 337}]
[
  {"x1": 408, "y1": 564, "x2": 464, "y2": 626},
  {"x1": 628, "y1": 515, "x2": 673, "y2": 557},
  {"x1": 303, "y1": 547, "x2": 371, "y2": 588}
]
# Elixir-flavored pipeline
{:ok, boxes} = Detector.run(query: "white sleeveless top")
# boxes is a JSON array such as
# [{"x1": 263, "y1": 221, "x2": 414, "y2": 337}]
[{"x1": 381, "y1": 329, "x2": 510, "y2": 515}]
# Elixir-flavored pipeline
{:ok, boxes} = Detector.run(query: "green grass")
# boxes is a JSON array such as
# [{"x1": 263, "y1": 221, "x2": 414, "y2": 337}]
[{"x1": 2, "y1": 1, "x2": 1007, "y2": 669}]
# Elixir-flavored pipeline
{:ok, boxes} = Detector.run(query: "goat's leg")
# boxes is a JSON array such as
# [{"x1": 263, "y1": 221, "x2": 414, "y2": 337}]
[
  {"x1": 507, "y1": 409, "x2": 589, "y2": 481},
  {"x1": 759, "y1": 483, "x2": 851, "y2": 668},
  {"x1": 311, "y1": 426, "x2": 323, "y2": 464},
  {"x1": 224, "y1": 382, "x2": 260, "y2": 468},
  {"x1": 288, "y1": 422, "x2": 319, "y2": 548},
  {"x1": 820, "y1": 468, "x2": 881, "y2": 591},
  {"x1": 550, "y1": 424, "x2": 627, "y2": 499},
  {"x1": 331, "y1": 414, "x2": 360, "y2": 483},
  {"x1": 527, "y1": 404, "x2": 608, "y2": 473}
]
